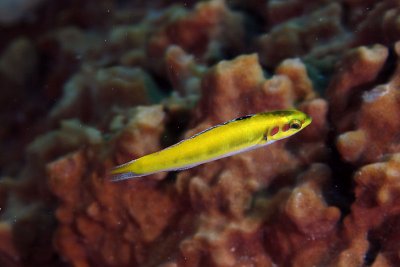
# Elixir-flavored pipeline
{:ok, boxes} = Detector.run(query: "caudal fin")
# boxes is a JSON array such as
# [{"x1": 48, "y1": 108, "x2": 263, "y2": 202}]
[
  {"x1": 110, "y1": 170, "x2": 145, "y2": 182},
  {"x1": 109, "y1": 160, "x2": 145, "y2": 182}
]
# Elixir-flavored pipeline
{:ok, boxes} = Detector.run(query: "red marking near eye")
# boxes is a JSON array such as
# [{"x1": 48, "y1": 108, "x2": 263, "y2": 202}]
[
  {"x1": 270, "y1": 127, "x2": 279, "y2": 136},
  {"x1": 282, "y1": 124, "x2": 290, "y2": 132}
]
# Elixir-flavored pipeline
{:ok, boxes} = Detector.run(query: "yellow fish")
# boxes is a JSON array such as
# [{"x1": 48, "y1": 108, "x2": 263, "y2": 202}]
[{"x1": 111, "y1": 109, "x2": 311, "y2": 181}]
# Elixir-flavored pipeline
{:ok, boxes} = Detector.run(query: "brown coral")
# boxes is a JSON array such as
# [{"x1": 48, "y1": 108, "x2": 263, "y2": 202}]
[
  {"x1": 257, "y1": 3, "x2": 346, "y2": 67},
  {"x1": 44, "y1": 53, "x2": 330, "y2": 267},
  {"x1": 3, "y1": 0, "x2": 400, "y2": 267},
  {"x1": 333, "y1": 43, "x2": 400, "y2": 165},
  {"x1": 327, "y1": 44, "x2": 388, "y2": 131},
  {"x1": 338, "y1": 154, "x2": 400, "y2": 267},
  {"x1": 262, "y1": 164, "x2": 340, "y2": 267},
  {"x1": 147, "y1": 0, "x2": 245, "y2": 75},
  {"x1": 47, "y1": 106, "x2": 178, "y2": 267}
]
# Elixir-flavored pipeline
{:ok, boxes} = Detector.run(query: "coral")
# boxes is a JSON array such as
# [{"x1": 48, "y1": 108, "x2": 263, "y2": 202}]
[
  {"x1": 327, "y1": 44, "x2": 388, "y2": 129},
  {"x1": 0, "y1": 37, "x2": 40, "y2": 174},
  {"x1": 256, "y1": 2, "x2": 346, "y2": 67},
  {"x1": 147, "y1": 0, "x2": 245, "y2": 75},
  {"x1": 0, "y1": 38, "x2": 38, "y2": 86},
  {"x1": 45, "y1": 52, "x2": 330, "y2": 266},
  {"x1": 46, "y1": 106, "x2": 177, "y2": 267},
  {"x1": 171, "y1": 53, "x2": 327, "y2": 265},
  {"x1": 332, "y1": 43, "x2": 400, "y2": 165},
  {"x1": 266, "y1": 0, "x2": 333, "y2": 25},
  {"x1": 176, "y1": 54, "x2": 327, "y2": 204},
  {"x1": 0, "y1": 118, "x2": 106, "y2": 267},
  {"x1": 0, "y1": 0, "x2": 46, "y2": 24},
  {"x1": 49, "y1": 66, "x2": 160, "y2": 123},
  {"x1": 350, "y1": 1, "x2": 400, "y2": 46},
  {"x1": 261, "y1": 164, "x2": 340, "y2": 267},
  {"x1": 165, "y1": 45, "x2": 205, "y2": 98},
  {"x1": 338, "y1": 154, "x2": 400, "y2": 266},
  {"x1": 2, "y1": 0, "x2": 400, "y2": 266}
]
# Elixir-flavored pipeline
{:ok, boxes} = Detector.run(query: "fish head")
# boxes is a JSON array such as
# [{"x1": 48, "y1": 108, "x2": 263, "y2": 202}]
[{"x1": 265, "y1": 109, "x2": 312, "y2": 141}]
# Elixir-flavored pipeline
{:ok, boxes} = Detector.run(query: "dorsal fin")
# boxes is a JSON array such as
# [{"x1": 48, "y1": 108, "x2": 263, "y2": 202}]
[
  {"x1": 230, "y1": 114, "x2": 253, "y2": 122},
  {"x1": 188, "y1": 114, "x2": 255, "y2": 140}
]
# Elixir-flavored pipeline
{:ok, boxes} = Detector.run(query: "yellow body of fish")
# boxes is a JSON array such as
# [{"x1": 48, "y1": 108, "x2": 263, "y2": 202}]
[{"x1": 111, "y1": 109, "x2": 311, "y2": 181}]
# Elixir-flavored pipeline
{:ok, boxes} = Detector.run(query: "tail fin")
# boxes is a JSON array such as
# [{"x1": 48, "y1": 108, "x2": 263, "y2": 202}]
[
  {"x1": 109, "y1": 160, "x2": 145, "y2": 182},
  {"x1": 110, "y1": 170, "x2": 145, "y2": 182}
]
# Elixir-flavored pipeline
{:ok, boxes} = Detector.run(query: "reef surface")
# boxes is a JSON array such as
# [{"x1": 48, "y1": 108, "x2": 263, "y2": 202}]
[{"x1": 1, "y1": 0, "x2": 400, "y2": 267}]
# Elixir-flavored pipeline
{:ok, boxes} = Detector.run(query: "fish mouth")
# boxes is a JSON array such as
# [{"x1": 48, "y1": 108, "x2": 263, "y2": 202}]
[{"x1": 303, "y1": 115, "x2": 312, "y2": 128}]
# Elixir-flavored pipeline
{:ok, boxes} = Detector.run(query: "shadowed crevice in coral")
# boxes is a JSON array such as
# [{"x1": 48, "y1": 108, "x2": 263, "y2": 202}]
[
  {"x1": 365, "y1": 215, "x2": 400, "y2": 266},
  {"x1": 373, "y1": 45, "x2": 398, "y2": 86},
  {"x1": 230, "y1": 5, "x2": 265, "y2": 53},
  {"x1": 148, "y1": 70, "x2": 175, "y2": 96},
  {"x1": 303, "y1": 60, "x2": 334, "y2": 96},
  {"x1": 324, "y1": 127, "x2": 355, "y2": 217},
  {"x1": 160, "y1": 107, "x2": 192, "y2": 148},
  {"x1": 365, "y1": 233, "x2": 381, "y2": 266},
  {"x1": 334, "y1": 46, "x2": 397, "y2": 116}
]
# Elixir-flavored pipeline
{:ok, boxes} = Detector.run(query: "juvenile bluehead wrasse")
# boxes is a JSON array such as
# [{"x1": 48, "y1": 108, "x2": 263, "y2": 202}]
[{"x1": 111, "y1": 109, "x2": 312, "y2": 181}]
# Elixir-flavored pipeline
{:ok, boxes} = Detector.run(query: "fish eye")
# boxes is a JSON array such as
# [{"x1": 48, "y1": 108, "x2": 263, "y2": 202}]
[{"x1": 289, "y1": 119, "x2": 302, "y2": 130}]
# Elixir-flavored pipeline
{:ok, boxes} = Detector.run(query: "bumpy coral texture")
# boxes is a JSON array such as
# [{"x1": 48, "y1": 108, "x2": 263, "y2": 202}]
[
  {"x1": 2, "y1": 0, "x2": 400, "y2": 267},
  {"x1": 46, "y1": 53, "x2": 331, "y2": 267},
  {"x1": 332, "y1": 43, "x2": 400, "y2": 165}
]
